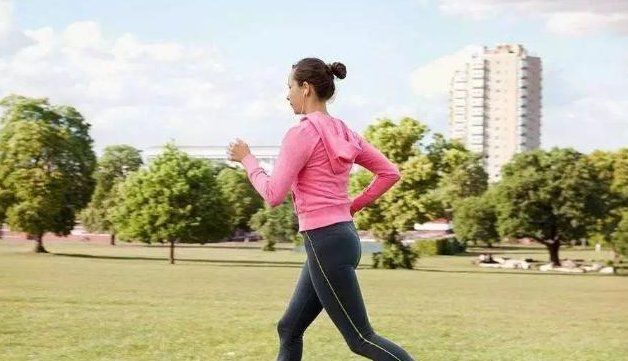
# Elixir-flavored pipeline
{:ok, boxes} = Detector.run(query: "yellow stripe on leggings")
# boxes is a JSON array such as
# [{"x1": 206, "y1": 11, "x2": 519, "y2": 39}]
[{"x1": 304, "y1": 231, "x2": 402, "y2": 361}]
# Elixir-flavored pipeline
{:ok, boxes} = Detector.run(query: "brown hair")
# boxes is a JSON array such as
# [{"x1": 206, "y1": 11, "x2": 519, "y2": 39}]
[{"x1": 292, "y1": 58, "x2": 347, "y2": 101}]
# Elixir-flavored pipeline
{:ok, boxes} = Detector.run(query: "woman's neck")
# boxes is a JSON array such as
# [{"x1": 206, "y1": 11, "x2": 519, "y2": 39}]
[{"x1": 303, "y1": 101, "x2": 329, "y2": 116}]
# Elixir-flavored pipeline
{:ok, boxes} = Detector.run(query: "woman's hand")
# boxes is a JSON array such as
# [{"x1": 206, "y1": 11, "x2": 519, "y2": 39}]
[{"x1": 227, "y1": 138, "x2": 251, "y2": 163}]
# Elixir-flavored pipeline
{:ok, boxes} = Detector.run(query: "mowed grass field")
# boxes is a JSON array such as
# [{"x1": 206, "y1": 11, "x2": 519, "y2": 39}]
[{"x1": 1, "y1": 240, "x2": 627, "y2": 361}]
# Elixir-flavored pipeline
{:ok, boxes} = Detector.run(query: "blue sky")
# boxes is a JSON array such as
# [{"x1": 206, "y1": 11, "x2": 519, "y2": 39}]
[{"x1": 1, "y1": 0, "x2": 627, "y2": 153}]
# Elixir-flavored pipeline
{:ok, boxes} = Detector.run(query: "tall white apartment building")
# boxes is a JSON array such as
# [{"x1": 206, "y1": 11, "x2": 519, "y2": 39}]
[{"x1": 449, "y1": 44, "x2": 542, "y2": 181}]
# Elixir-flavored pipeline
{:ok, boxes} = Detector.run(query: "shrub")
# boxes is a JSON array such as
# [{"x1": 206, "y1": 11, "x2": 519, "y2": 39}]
[{"x1": 411, "y1": 237, "x2": 465, "y2": 256}]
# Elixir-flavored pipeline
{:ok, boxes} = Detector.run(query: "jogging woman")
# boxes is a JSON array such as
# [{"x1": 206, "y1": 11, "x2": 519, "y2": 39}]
[{"x1": 228, "y1": 58, "x2": 415, "y2": 361}]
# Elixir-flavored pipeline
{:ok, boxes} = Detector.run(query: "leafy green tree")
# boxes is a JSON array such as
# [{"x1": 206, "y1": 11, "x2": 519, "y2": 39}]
[
  {"x1": 426, "y1": 133, "x2": 473, "y2": 176},
  {"x1": 372, "y1": 240, "x2": 418, "y2": 269},
  {"x1": 350, "y1": 117, "x2": 485, "y2": 269},
  {"x1": 611, "y1": 209, "x2": 628, "y2": 259},
  {"x1": 216, "y1": 167, "x2": 264, "y2": 234},
  {"x1": 494, "y1": 148, "x2": 605, "y2": 265},
  {"x1": 362, "y1": 117, "x2": 428, "y2": 164},
  {"x1": 453, "y1": 191, "x2": 499, "y2": 247},
  {"x1": 0, "y1": 95, "x2": 96, "y2": 253},
  {"x1": 350, "y1": 118, "x2": 433, "y2": 269},
  {"x1": 431, "y1": 142, "x2": 488, "y2": 216},
  {"x1": 110, "y1": 144, "x2": 231, "y2": 264},
  {"x1": 351, "y1": 118, "x2": 430, "y2": 236},
  {"x1": 588, "y1": 149, "x2": 628, "y2": 259},
  {"x1": 79, "y1": 145, "x2": 143, "y2": 245},
  {"x1": 249, "y1": 198, "x2": 298, "y2": 251}
]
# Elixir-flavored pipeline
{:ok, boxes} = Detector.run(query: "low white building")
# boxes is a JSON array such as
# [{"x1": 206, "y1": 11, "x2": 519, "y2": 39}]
[
  {"x1": 143, "y1": 145, "x2": 281, "y2": 171},
  {"x1": 400, "y1": 218, "x2": 454, "y2": 245},
  {"x1": 143, "y1": 144, "x2": 364, "y2": 173},
  {"x1": 413, "y1": 218, "x2": 453, "y2": 232}
]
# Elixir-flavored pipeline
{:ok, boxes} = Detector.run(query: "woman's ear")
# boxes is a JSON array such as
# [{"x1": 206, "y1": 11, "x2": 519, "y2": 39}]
[{"x1": 302, "y1": 81, "x2": 310, "y2": 97}]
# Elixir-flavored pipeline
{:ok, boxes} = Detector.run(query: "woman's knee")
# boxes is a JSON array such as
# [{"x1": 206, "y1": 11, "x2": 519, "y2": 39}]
[
  {"x1": 345, "y1": 334, "x2": 370, "y2": 356},
  {"x1": 277, "y1": 317, "x2": 291, "y2": 338},
  {"x1": 278, "y1": 316, "x2": 305, "y2": 342}
]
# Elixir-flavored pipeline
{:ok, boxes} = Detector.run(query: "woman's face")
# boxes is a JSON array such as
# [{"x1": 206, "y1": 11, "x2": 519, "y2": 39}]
[{"x1": 286, "y1": 71, "x2": 306, "y2": 114}]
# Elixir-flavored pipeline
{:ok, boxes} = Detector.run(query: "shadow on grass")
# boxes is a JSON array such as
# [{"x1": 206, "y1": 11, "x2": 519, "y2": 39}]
[
  {"x1": 142, "y1": 244, "x2": 294, "y2": 251},
  {"x1": 50, "y1": 252, "x2": 627, "y2": 276},
  {"x1": 108, "y1": 243, "x2": 295, "y2": 251},
  {"x1": 462, "y1": 249, "x2": 547, "y2": 255},
  {"x1": 408, "y1": 267, "x2": 628, "y2": 277},
  {"x1": 468, "y1": 245, "x2": 546, "y2": 251},
  {"x1": 51, "y1": 252, "x2": 304, "y2": 267}
]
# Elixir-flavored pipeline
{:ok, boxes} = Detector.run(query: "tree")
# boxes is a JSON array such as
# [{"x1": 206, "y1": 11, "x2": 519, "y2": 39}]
[
  {"x1": 110, "y1": 144, "x2": 231, "y2": 264},
  {"x1": 249, "y1": 197, "x2": 299, "y2": 251},
  {"x1": 588, "y1": 149, "x2": 628, "y2": 259},
  {"x1": 427, "y1": 154, "x2": 488, "y2": 220},
  {"x1": 494, "y1": 148, "x2": 605, "y2": 266},
  {"x1": 0, "y1": 95, "x2": 96, "y2": 253},
  {"x1": 351, "y1": 118, "x2": 430, "y2": 236},
  {"x1": 216, "y1": 167, "x2": 264, "y2": 234},
  {"x1": 453, "y1": 191, "x2": 499, "y2": 247},
  {"x1": 79, "y1": 145, "x2": 143, "y2": 245},
  {"x1": 611, "y1": 210, "x2": 628, "y2": 259},
  {"x1": 350, "y1": 117, "x2": 485, "y2": 269},
  {"x1": 350, "y1": 118, "x2": 434, "y2": 269},
  {"x1": 362, "y1": 117, "x2": 429, "y2": 164}
]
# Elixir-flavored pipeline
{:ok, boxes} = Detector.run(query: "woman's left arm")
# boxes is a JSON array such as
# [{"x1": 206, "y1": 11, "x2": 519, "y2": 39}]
[{"x1": 233, "y1": 126, "x2": 314, "y2": 207}]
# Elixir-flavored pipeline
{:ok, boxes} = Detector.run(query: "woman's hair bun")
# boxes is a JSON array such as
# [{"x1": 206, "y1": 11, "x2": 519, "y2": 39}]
[{"x1": 327, "y1": 62, "x2": 347, "y2": 79}]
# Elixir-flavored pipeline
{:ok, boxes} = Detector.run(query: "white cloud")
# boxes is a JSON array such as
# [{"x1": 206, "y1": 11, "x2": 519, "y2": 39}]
[
  {"x1": 62, "y1": 21, "x2": 105, "y2": 49},
  {"x1": 409, "y1": 45, "x2": 482, "y2": 99},
  {"x1": 438, "y1": 0, "x2": 628, "y2": 36},
  {"x1": 0, "y1": 0, "x2": 33, "y2": 54},
  {"x1": 405, "y1": 46, "x2": 483, "y2": 135},
  {"x1": 0, "y1": 0, "x2": 12, "y2": 35},
  {"x1": 0, "y1": 2, "x2": 295, "y2": 153},
  {"x1": 544, "y1": 96, "x2": 628, "y2": 151},
  {"x1": 546, "y1": 12, "x2": 628, "y2": 36}
]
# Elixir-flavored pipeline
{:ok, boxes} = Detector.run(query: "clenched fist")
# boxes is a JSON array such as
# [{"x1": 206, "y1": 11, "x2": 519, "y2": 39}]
[{"x1": 227, "y1": 138, "x2": 251, "y2": 162}]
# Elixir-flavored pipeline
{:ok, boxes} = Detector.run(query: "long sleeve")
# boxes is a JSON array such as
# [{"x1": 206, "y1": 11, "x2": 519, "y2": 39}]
[
  {"x1": 350, "y1": 137, "x2": 401, "y2": 214},
  {"x1": 241, "y1": 126, "x2": 315, "y2": 207}
]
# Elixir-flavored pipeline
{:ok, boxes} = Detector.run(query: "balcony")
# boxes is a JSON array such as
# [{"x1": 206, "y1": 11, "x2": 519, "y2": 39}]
[
  {"x1": 470, "y1": 99, "x2": 484, "y2": 107},
  {"x1": 471, "y1": 70, "x2": 485, "y2": 79}
]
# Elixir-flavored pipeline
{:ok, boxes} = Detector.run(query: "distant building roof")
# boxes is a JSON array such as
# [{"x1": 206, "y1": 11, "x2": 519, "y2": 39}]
[
  {"x1": 143, "y1": 145, "x2": 281, "y2": 170},
  {"x1": 414, "y1": 219, "x2": 452, "y2": 231}
]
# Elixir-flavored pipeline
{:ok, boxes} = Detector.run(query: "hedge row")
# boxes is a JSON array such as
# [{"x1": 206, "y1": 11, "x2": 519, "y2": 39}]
[{"x1": 411, "y1": 237, "x2": 466, "y2": 256}]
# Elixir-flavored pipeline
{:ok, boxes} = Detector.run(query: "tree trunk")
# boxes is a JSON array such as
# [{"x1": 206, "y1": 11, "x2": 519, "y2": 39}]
[
  {"x1": 169, "y1": 239, "x2": 175, "y2": 264},
  {"x1": 33, "y1": 234, "x2": 48, "y2": 253},
  {"x1": 613, "y1": 247, "x2": 621, "y2": 266},
  {"x1": 110, "y1": 233, "x2": 116, "y2": 246},
  {"x1": 546, "y1": 241, "x2": 561, "y2": 266}
]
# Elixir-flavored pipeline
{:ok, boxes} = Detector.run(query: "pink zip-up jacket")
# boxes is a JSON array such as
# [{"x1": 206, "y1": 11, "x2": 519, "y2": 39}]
[{"x1": 241, "y1": 111, "x2": 401, "y2": 232}]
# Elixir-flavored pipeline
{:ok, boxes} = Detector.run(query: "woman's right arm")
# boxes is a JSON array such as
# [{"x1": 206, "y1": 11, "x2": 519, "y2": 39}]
[{"x1": 350, "y1": 137, "x2": 401, "y2": 215}]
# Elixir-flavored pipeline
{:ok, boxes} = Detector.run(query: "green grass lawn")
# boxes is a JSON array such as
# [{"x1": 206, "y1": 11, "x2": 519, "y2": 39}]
[{"x1": 1, "y1": 240, "x2": 627, "y2": 361}]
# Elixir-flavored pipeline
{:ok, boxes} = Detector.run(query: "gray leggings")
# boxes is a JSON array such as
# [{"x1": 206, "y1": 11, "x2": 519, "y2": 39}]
[{"x1": 276, "y1": 221, "x2": 415, "y2": 360}]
